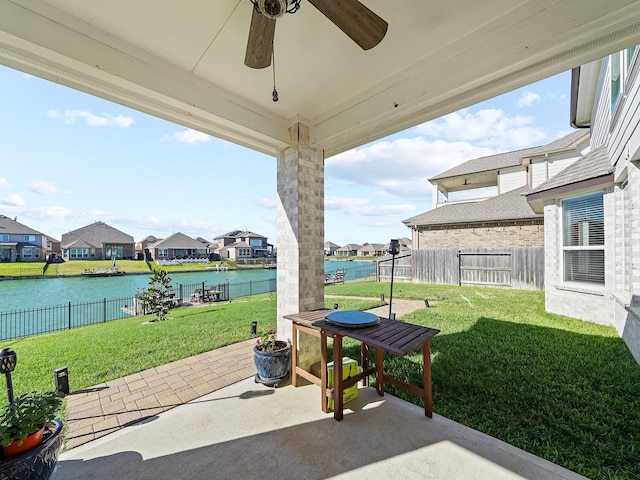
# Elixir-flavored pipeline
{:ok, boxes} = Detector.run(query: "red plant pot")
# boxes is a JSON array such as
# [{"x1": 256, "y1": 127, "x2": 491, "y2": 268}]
[{"x1": 2, "y1": 428, "x2": 44, "y2": 457}]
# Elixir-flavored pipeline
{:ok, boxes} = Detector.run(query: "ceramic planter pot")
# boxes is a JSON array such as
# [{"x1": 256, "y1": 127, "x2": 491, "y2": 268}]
[
  {"x1": 0, "y1": 420, "x2": 63, "y2": 480},
  {"x1": 253, "y1": 340, "x2": 291, "y2": 387},
  {"x1": 2, "y1": 427, "x2": 44, "y2": 457}
]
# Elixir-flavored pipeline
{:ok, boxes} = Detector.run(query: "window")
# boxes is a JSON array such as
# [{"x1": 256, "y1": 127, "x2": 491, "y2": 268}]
[
  {"x1": 158, "y1": 248, "x2": 168, "y2": 257},
  {"x1": 23, "y1": 235, "x2": 36, "y2": 242},
  {"x1": 0, "y1": 234, "x2": 8, "y2": 242},
  {"x1": 22, "y1": 248, "x2": 33, "y2": 259},
  {"x1": 611, "y1": 53, "x2": 621, "y2": 112},
  {"x1": 70, "y1": 248, "x2": 89, "y2": 259},
  {"x1": 105, "y1": 246, "x2": 123, "y2": 258},
  {"x1": 611, "y1": 45, "x2": 639, "y2": 114},
  {"x1": 627, "y1": 45, "x2": 638, "y2": 69},
  {"x1": 562, "y1": 193, "x2": 604, "y2": 284}
]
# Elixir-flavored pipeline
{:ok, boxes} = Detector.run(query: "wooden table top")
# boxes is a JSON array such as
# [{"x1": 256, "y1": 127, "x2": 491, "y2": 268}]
[{"x1": 284, "y1": 309, "x2": 439, "y2": 356}]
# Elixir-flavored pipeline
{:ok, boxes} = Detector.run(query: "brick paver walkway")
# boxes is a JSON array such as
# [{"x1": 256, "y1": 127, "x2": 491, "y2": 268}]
[{"x1": 64, "y1": 340, "x2": 255, "y2": 450}]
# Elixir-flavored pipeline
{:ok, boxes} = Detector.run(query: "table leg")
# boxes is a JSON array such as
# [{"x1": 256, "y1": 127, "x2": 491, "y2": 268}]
[
  {"x1": 423, "y1": 339, "x2": 433, "y2": 418},
  {"x1": 361, "y1": 343, "x2": 369, "y2": 387},
  {"x1": 375, "y1": 346, "x2": 384, "y2": 396},
  {"x1": 291, "y1": 323, "x2": 298, "y2": 387},
  {"x1": 333, "y1": 334, "x2": 344, "y2": 421},
  {"x1": 320, "y1": 330, "x2": 328, "y2": 413}
]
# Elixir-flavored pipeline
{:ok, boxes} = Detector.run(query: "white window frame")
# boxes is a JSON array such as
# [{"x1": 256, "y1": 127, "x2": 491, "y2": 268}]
[
  {"x1": 562, "y1": 193, "x2": 605, "y2": 285},
  {"x1": 70, "y1": 248, "x2": 89, "y2": 259},
  {"x1": 23, "y1": 234, "x2": 36, "y2": 242},
  {"x1": 611, "y1": 45, "x2": 639, "y2": 114}
]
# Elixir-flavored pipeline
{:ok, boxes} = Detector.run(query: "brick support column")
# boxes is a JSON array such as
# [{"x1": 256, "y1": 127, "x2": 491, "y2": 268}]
[{"x1": 276, "y1": 123, "x2": 324, "y2": 371}]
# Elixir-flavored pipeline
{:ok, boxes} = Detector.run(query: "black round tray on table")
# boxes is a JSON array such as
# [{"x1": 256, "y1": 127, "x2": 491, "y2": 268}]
[{"x1": 325, "y1": 310, "x2": 380, "y2": 328}]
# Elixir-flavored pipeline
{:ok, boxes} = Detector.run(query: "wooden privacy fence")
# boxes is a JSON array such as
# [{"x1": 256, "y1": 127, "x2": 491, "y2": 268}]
[{"x1": 378, "y1": 248, "x2": 544, "y2": 290}]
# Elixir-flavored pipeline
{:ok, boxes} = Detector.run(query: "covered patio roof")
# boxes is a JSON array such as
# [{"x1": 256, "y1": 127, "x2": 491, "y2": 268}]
[{"x1": 2, "y1": 1, "x2": 640, "y2": 157}]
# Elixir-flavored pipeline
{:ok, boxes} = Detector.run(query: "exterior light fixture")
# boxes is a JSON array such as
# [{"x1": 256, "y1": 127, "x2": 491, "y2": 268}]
[
  {"x1": 0, "y1": 348, "x2": 17, "y2": 404},
  {"x1": 251, "y1": 320, "x2": 258, "y2": 335},
  {"x1": 388, "y1": 239, "x2": 400, "y2": 320},
  {"x1": 54, "y1": 367, "x2": 70, "y2": 395}
]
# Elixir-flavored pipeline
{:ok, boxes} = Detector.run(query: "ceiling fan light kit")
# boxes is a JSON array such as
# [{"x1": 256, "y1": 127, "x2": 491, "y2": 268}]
[
  {"x1": 256, "y1": 0, "x2": 301, "y2": 19},
  {"x1": 246, "y1": 0, "x2": 388, "y2": 101}
]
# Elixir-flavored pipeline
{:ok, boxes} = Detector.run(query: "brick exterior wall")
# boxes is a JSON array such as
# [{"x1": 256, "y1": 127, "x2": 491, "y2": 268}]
[
  {"x1": 415, "y1": 220, "x2": 544, "y2": 249},
  {"x1": 276, "y1": 123, "x2": 324, "y2": 373}
]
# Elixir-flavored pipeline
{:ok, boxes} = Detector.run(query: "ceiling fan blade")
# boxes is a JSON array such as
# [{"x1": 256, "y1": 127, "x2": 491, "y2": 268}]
[
  {"x1": 308, "y1": 0, "x2": 388, "y2": 50},
  {"x1": 245, "y1": 7, "x2": 276, "y2": 69}
]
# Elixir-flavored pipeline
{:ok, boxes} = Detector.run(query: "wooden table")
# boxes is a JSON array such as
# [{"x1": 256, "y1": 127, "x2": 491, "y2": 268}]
[{"x1": 284, "y1": 309, "x2": 439, "y2": 421}]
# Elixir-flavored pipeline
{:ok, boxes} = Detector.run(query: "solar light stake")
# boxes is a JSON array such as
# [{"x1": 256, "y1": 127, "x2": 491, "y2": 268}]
[
  {"x1": 334, "y1": 303, "x2": 339, "y2": 310},
  {"x1": 54, "y1": 367, "x2": 70, "y2": 395},
  {"x1": 0, "y1": 348, "x2": 17, "y2": 404},
  {"x1": 388, "y1": 239, "x2": 400, "y2": 320},
  {"x1": 251, "y1": 320, "x2": 258, "y2": 335}
]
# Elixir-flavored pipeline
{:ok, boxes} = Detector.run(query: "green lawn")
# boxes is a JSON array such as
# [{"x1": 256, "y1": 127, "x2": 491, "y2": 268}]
[
  {"x1": 0, "y1": 259, "x2": 238, "y2": 277},
  {"x1": 1, "y1": 284, "x2": 638, "y2": 478}
]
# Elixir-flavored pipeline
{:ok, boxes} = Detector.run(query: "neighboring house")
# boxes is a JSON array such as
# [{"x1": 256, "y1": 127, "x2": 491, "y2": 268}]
[
  {"x1": 44, "y1": 236, "x2": 62, "y2": 261},
  {"x1": 357, "y1": 243, "x2": 385, "y2": 256},
  {"x1": 61, "y1": 221, "x2": 135, "y2": 260},
  {"x1": 214, "y1": 230, "x2": 273, "y2": 259},
  {"x1": 526, "y1": 45, "x2": 640, "y2": 364},
  {"x1": 0, "y1": 215, "x2": 57, "y2": 262},
  {"x1": 136, "y1": 235, "x2": 161, "y2": 260},
  {"x1": 401, "y1": 131, "x2": 590, "y2": 290},
  {"x1": 147, "y1": 232, "x2": 208, "y2": 261},
  {"x1": 404, "y1": 130, "x2": 590, "y2": 250},
  {"x1": 324, "y1": 241, "x2": 340, "y2": 256},
  {"x1": 335, "y1": 244, "x2": 362, "y2": 256}
]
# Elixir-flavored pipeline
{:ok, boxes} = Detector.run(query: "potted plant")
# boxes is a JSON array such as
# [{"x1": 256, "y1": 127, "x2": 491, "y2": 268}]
[
  {"x1": 0, "y1": 391, "x2": 64, "y2": 480},
  {"x1": 0, "y1": 391, "x2": 62, "y2": 455},
  {"x1": 253, "y1": 328, "x2": 291, "y2": 387}
]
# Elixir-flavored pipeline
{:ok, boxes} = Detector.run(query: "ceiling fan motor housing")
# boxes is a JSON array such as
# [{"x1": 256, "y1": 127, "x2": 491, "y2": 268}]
[{"x1": 258, "y1": 0, "x2": 288, "y2": 19}]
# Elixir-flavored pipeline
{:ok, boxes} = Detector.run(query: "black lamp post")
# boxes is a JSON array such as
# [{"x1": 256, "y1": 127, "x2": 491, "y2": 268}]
[
  {"x1": 388, "y1": 239, "x2": 400, "y2": 320},
  {"x1": 0, "y1": 348, "x2": 17, "y2": 404}
]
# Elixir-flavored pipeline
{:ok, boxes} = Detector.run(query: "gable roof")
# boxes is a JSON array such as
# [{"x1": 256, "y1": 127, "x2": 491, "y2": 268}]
[
  {"x1": 429, "y1": 130, "x2": 589, "y2": 182},
  {"x1": 526, "y1": 146, "x2": 614, "y2": 213},
  {"x1": 324, "y1": 241, "x2": 340, "y2": 249},
  {"x1": 337, "y1": 244, "x2": 362, "y2": 251},
  {"x1": 403, "y1": 186, "x2": 540, "y2": 227},
  {"x1": 0, "y1": 215, "x2": 45, "y2": 236},
  {"x1": 149, "y1": 232, "x2": 205, "y2": 250},
  {"x1": 61, "y1": 221, "x2": 134, "y2": 248}
]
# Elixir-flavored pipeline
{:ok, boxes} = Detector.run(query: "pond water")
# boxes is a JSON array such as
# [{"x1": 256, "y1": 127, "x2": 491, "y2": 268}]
[{"x1": 0, "y1": 260, "x2": 375, "y2": 312}]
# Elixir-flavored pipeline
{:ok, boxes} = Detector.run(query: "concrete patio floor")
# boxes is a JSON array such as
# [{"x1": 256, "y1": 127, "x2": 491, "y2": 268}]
[{"x1": 54, "y1": 377, "x2": 586, "y2": 480}]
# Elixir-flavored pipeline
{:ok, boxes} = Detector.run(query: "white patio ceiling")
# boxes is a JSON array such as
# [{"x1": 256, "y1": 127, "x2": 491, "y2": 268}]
[{"x1": 1, "y1": 1, "x2": 640, "y2": 158}]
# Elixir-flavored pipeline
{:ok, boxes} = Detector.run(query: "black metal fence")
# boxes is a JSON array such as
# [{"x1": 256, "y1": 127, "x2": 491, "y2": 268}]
[
  {"x1": 0, "y1": 263, "x2": 377, "y2": 341},
  {"x1": 0, "y1": 280, "x2": 229, "y2": 341}
]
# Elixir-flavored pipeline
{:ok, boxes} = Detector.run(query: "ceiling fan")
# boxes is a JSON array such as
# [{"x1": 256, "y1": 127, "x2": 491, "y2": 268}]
[{"x1": 245, "y1": 0, "x2": 388, "y2": 69}]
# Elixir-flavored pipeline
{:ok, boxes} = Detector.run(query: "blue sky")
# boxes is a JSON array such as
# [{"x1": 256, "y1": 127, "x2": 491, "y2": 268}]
[{"x1": 0, "y1": 65, "x2": 573, "y2": 246}]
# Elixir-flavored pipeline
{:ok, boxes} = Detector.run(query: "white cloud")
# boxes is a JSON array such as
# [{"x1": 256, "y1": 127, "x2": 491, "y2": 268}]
[
  {"x1": 414, "y1": 108, "x2": 546, "y2": 149},
  {"x1": 325, "y1": 196, "x2": 415, "y2": 217},
  {"x1": 257, "y1": 198, "x2": 277, "y2": 208},
  {"x1": 1, "y1": 194, "x2": 26, "y2": 207},
  {"x1": 327, "y1": 137, "x2": 492, "y2": 200},
  {"x1": 47, "y1": 109, "x2": 134, "y2": 127},
  {"x1": 517, "y1": 91, "x2": 542, "y2": 107},
  {"x1": 29, "y1": 179, "x2": 60, "y2": 195},
  {"x1": 171, "y1": 129, "x2": 211, "y2": 144},
  {"x1": 0, "y1": 177, "x2": 8, "y2": 188}
]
